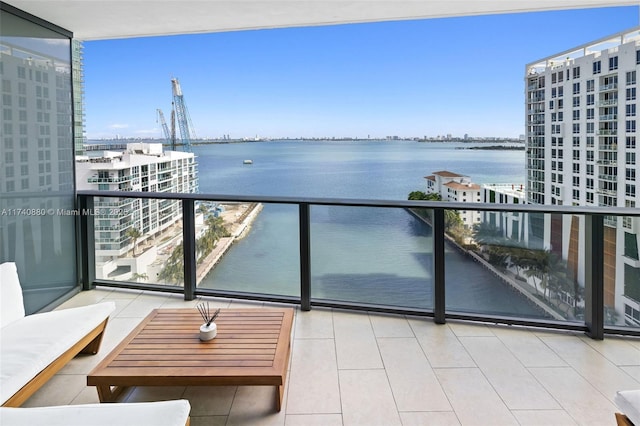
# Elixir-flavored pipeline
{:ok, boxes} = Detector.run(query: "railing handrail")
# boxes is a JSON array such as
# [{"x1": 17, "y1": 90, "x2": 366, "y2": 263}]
[{"x1": 77, "y1": 190, "x2": 640, "y2": 217}]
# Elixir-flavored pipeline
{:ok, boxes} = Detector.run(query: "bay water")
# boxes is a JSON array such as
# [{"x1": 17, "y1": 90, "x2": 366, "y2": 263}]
[{"x1": 193, "y1": 140, "x2": 546, "y2": 318}]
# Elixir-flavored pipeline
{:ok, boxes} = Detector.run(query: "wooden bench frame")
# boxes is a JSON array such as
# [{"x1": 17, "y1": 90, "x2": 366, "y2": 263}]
[{"x1": 1, "y1": 318, "x2": 110, "y2": 407}]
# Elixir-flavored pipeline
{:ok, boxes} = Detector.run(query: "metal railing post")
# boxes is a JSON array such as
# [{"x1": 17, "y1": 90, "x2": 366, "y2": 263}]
[
  {"x1": 299, "y1": 203, "x2": 311, "y2": 311},
  {"x1": 182, "y1": 199, "x2": 197, "y2": 301},
  {"x1": 78, "y1": 194, "x2": 96, "y2": 290},
  {"x1": 585, "y1": 214, "x2": 604, "y2": 340},
  {"x1": 433, "y1": 208, "x2": 446, "y2": 324}
]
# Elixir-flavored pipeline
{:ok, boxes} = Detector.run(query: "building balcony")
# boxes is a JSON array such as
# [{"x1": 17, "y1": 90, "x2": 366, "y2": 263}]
[
  {"x1": 598, "y1": 99, "x2": 618, "y2": 107},
  {"x1": 599, "y1": 114, "x2": 618, "y2": 121},
  {"x1": 596, "y1": 159, "x2": 617, "y2": 165},
  {"x1": 599, "y1": 144, "x2": 618, "y2": 150},
  {"x1": 20, "y1": 285, "x2": 640, "y2": 425},
  {"x1": 598, "y1": 129, "x2": 618, "y2": 135},
  {"x1": 597, "y1": 188, "x2": 618, "y2": 196},
  {"x1": 598, "y1": 174, "x2": 618, "y2": 181},
  {"x1": 87, "y1": 176, "x2": 131, "y2": 184},
  {"x1": 599, "y1": 83, "x2": 618, "y2": 91}
]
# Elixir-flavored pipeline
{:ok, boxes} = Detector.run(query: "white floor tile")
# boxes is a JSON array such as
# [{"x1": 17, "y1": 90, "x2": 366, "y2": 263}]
[
  {"x1": 287, "y1": 339, "x2": 341, "y2": 414},
  {"x1": 459, "y1": 336, "x2": 560, "y2": 410},
  {"x1": 377, "y1": 338, "x2": 451, "y2": 411},
  {"x1": 435, "y1": 368, "x2": 518, "y2": 426},
  {"x1": 339, "y1": 369, "x2": 401, "y2": 426},
  {"x1": 529, "y1": 367, "x2": 618, "y2": 425},
  {"x1": 333, "y1": 311, "x2": 382, "y2": 369}
]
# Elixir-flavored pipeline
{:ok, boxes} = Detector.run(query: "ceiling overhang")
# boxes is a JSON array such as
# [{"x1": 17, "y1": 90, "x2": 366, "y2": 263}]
[{"x1": 3, "y1": 1, "x2": 638, "y2": 40}]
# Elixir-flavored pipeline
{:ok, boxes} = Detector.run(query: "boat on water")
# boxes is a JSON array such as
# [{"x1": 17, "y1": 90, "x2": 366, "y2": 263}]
[{"x1": 243, "y1": 160, "x2": 253, "y2": 165}]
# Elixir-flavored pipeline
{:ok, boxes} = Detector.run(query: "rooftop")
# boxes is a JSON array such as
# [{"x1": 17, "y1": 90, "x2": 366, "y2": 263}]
[{"x1": 24, "y1": 287, "x2": 640, "y2": 425}]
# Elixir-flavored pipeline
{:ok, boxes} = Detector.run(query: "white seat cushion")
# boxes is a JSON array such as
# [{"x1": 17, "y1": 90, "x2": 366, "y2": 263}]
[
  {"x1": 0, "y1": 262, "x2": 25, "y2": 328},
  {"x1": 0, "y1": 400, "x2": 190, "y2": 426},
  {"x1": 0, "y1": 302, "x2": 115, "y2": 405},
  {"x1": 615, "y1": 389, "x2": 640, "y2": 426}
]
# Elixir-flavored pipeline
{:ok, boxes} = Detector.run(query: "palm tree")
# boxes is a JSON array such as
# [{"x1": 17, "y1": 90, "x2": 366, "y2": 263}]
[
  {"x1": 125, "y1": 227, "x2": 142, "y2": 257},
  {"x1": 131, "y1": 272, "x2": 149, "y2": 282}
]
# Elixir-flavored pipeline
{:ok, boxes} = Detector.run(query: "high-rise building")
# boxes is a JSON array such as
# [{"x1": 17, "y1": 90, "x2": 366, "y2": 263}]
[
  {"x1": 76, "y1": 143, "x2": 198, "y2": 278},
  {"x1": 525, "y1": 27, "x2": 640, "y2": 326},
  {"x1": 71, "y1": 39, "x2": 85, "y2": 156}
]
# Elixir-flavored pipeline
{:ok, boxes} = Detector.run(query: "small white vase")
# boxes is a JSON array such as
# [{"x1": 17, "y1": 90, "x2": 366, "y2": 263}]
[{"x1": 199, "y1": 322, "x2": 217, "y2": 341}]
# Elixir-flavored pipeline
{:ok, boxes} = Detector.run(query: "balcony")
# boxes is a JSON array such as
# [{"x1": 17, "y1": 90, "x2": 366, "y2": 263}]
[
  {"x1": 599, "y1": 114, "x2": 618, "y2": 121},
  {"x1": 14, "y1": 285, "x2": 638, "y2": 425},
  {"x1": 599, "y1": 83, "x2": 618, "y2": 91},
  {"x1": 598, "y1": 129, "x2": 618, "y2": 135},
  {"x1": 598, "y1": 99, "x2": 618, "y2": 107}
]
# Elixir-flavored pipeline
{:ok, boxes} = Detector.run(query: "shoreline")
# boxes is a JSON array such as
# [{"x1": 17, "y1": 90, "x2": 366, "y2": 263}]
[{"x1": 195, "y1": 203, "x2": 263, "y2": 285}]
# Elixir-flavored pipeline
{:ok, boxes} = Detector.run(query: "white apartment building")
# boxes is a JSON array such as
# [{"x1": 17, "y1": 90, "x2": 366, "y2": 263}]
[
  {"x1": 76, "y1": 143, "x2": 198, "y2": 278},
  {"x1": 425, "y1": 170, "x2": 482, "y2": 227},
  {"x1": 525, "y1": 27, "x2": 640, "y2": 326},
  {"x1": 481, "y1": 184, "x2": 529, "y2": 243}
]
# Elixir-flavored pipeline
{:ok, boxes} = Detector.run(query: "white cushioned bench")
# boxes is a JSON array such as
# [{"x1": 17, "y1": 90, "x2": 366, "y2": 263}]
[
  {"x1": 0, "y1": 399, "x2": 191, "y2": 426},
  {"x1": 0, "y1": 262, "x2": 115, "y2": 407},
  {"x1": 615, "y1": 389, "x2": 640, "y2": 426}
]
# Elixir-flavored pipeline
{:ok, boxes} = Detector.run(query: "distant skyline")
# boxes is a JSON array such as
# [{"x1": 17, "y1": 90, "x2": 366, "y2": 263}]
[{"x1": 84, "y1": 6, "x2": 639, "y2": 140}]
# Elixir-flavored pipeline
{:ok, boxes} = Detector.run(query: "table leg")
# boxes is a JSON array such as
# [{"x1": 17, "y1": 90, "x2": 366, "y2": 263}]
[
  {"x1": 96, "y1": 384, "x2": 128, "y2": 402},
  {"x1": 276, "y1": 384, "x2": 284, "y2": 412}
]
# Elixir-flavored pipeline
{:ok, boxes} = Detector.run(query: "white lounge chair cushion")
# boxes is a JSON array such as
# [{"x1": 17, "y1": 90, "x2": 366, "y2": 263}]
[
  {"x1": 0, "y1": 301, "x2": 115, "y2": 405},
  {"x1": 0, "y1": 262, "x2": 25, "y2": 328},
  {"x1": 0, "y1": 399, "x2": 191, "y2": 426},
  {"x1": 616, "y1": 390, "x2": 640, "y2": 426}
]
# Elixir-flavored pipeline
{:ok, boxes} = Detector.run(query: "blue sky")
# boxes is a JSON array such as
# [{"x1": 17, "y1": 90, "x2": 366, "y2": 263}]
[{"x1": 84, "y1": 6, "x2": 638, "y2": 140}]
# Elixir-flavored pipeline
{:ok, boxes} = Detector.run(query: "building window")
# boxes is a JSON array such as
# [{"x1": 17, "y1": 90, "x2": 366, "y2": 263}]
[
  {"x1": 573, "y1": 163, "x2": 580, "y2": 173},
  {"x1": 586, "y1": 94, "x2": 594, "y2": 105},
  {"x1": 587, "y1": 150, "x2": 594, "y2": 161},
  {"x1": 593, "y1": 60, "x2": 601, "y2": 74},
  {"x1": 573, "y1": 176, "x2": 580, "y2": 186},
  {"x1": 609, "y1": 56, "x2": 618, "y2": 70},
  {"x1": 587, "y1": 108, "x2": 594, "y2": 119},
  {"x1": 627, "y1": 136, "x2": 637, "y2": 149},
  {"x1": 573, "y1": 66, "x2": 580, "y2": 79},
  {"x1": 587, "y1": 79, "x2": 594, "y2": 92},
  {"x1": 627, "y1": 152, "x2": 636, "y2": 165},
  {"x1": 573, "y1": 110, "x2": 580, "y2": 120},
  {"x1": 587, "y1": 136, "x2": 594, "y2": 147},
  {"x1": 587, "y1": 122, "x2": 595, "y2": 134},
  {"x1": 572, "y1": 123, "x2": 580, "y2": 134},
  {"x1": 573, "y1": 96, "x2": 580, "y2": 107},
  {"x1": 586, "y1": 178, "x2": 594, "y2": 189},
  {"x1": 558, "y1": 99, "x2": 563, "y2": 109},
  {"x1": 626, "y1": 168, "x2": 636, "y2": 181},
  {"x1": 627, "y1": 104, "x2": 637, "y2": 117},
  {"x1": 628, "y1": 87, "x2": 637, "y2": 101},
  {"x1": 573, "y1": 82, "x2": 580, "y2": 94},
  {"x1": 573, "y1": 189, "x2": 580, "y2": 200},
  {"x1": 586, "y1": 192, "x2": 594, "y2": 203},
  {"x1": 573, "y1": 150, "x2": 580, "y2": 160},
  {"x1": 587, "y1": 164, "x2": 594, "y2": 175},
  {"x1": 626, "y1": 184, "x2": 636, "y2": 197},
  {"x1": 627, "y1": 120, "x2": 637, "y2": 133},
  {"x1": 628, "y1": 71, "x2": 637, "y2": 85}
]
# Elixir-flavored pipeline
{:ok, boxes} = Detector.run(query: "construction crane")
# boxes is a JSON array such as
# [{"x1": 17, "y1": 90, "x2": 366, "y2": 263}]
[
  {"x1": 171, "y1": 78, "x2": 196, "y2": 152},
  {"x1": 156, "y1": 109, "x2": 173, "y2": 149}
]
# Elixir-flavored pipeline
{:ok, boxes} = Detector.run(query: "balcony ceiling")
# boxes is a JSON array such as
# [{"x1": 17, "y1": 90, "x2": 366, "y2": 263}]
[{"x1": 5, "y1": 0, "x2": 638, "y2": 40}]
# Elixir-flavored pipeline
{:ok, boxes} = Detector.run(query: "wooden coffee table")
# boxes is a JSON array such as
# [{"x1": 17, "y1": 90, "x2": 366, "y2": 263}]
[{"x1": 88, "y1": 308, "x2": 294, "y2": 411}]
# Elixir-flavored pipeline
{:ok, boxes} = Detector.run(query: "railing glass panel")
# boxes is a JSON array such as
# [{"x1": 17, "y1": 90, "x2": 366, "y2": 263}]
[
  {"x1": 309, "y1": 206, "x2": 433, "y2": 310},
  {"x1": 198, "y1": 203, "x2": 300, "y2": 297},
  {"x1": 446, "y1": 210, "x2": 586, "y2": 322}
]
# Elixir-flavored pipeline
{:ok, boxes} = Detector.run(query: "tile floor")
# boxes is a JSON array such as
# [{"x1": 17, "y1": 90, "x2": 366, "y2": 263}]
[{"x1": 22, "y1": 287, "x2": 640, "y2": 426}]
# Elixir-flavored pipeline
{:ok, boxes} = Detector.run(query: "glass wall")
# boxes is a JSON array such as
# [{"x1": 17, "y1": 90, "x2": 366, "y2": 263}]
[
  {"x1": 311, "y1": 206, "x2": 433, "y2": 310},
  {"x1": 450, "y1": 210, "x2": 585, "y2": 322},
  {"x1": 0, "y1": 8, "x2": 76, "y2": 313}
]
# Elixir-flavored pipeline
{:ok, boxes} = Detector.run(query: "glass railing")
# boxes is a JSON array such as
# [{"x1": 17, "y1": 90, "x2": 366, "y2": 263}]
[{"x1": 77, "y1": 190, "x2": 640, "y2": 338}]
